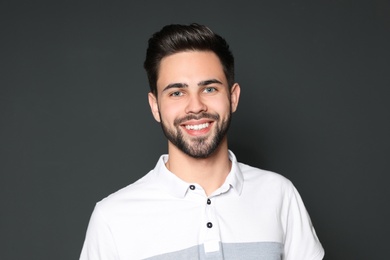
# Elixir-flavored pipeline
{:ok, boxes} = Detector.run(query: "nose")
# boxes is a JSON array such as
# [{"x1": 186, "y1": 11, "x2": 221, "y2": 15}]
[{"x1": 185, "y1": 93, "x2": 207, "y2": 114}]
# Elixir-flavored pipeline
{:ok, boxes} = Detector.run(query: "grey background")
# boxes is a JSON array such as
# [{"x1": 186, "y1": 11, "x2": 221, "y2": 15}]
[{"x1": 1, "y1": 1, "x2": 389, "y2": 259}]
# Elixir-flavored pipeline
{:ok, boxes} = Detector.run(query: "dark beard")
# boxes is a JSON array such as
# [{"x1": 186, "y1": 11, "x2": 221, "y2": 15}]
[{"x1": 159, "y1": 112, "x2": 232, "y2": 159}]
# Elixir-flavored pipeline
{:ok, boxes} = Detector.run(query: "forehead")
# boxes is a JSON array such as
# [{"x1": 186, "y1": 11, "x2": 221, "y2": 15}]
[{"x1": 157, "y1": 51, "x2": 227, "y2": 88}]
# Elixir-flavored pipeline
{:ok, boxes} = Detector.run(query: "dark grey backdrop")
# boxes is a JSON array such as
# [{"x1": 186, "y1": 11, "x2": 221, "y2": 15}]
[{"x1": 1, "y1": 1, "x2": 389, "y2": 259}]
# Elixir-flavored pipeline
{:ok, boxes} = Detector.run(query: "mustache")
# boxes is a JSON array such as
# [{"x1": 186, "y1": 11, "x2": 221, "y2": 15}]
[{"x1": 174, "y1": 112, "x2": 220, "y2": 126}]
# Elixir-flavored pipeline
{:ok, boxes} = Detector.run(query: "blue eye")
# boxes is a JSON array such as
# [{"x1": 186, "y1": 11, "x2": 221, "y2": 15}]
[
  {"x1": 204, "y1": 87, "x2": 216, "y2": 93},
  {"x1": 170, "y1": 91, "x2": 183, "y2": 97}
]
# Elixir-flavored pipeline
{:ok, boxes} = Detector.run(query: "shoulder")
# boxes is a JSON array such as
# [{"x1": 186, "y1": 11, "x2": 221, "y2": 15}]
[
  {"x1": 235, "y1": 162, "x2": 298, "y2": 204},
  {"x1": 238, "y1": 162, "x2": 293, "y2": 188},
  {"x1": 92, "y1": 170, "x2": 159, "y2": 218}
]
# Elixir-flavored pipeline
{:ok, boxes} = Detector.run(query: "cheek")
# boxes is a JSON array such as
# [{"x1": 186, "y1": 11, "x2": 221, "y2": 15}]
[
  {"x1": 212, "y1": 97, "x2": 231, "y2": 115},
  {"x1": 159, "y1": 103, "x2": 182, "y2": 123}
]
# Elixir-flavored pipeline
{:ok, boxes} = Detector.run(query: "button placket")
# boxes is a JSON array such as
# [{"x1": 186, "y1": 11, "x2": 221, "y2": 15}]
[
  {"x1": 202, "y1": 196, "x2": 221, "y2": 254},
  {"x1": 205, "y1": 197, "x2": 213, "y2": 229}
]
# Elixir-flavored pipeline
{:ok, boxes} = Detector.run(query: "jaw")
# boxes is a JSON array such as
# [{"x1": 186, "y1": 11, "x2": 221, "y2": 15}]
[
  {"x1": 167, "y1": 132, "x2": 229, "y2": 162},
  {"x1": 161, "y1": 112, "x2": 231, "y2": 159}
]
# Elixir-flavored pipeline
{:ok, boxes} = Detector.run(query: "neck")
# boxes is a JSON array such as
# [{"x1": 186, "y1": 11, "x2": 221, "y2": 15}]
[{"x1": 166, "y1": 139, "x2": 231, "y2": 196}]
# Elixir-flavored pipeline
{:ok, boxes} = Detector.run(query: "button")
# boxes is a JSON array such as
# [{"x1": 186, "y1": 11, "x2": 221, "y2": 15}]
[
  {"x1": 207, "y1": 222, "x2": 213, "y2": 228},
  {"x1": 189, "y1": 185, "x2": 195, "y2": 190},
  {"x1": 207, "y1": 199, "x2": 211, "y2": 205}
]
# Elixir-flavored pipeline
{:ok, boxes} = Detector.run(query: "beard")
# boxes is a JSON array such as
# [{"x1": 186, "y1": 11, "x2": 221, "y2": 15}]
[{"x1": 159, "y1": 111, "x2": 232, "y2": 159}]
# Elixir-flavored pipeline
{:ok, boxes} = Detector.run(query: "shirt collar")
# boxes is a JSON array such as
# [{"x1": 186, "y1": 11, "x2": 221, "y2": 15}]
[
  {"x1": 153, "y1": 154, "x2": 190, "y2": 198},
  {"x1": 153, "y1": 150, "x2": 244, "y2": 198},
  {"x1": 224, "y1": 150, "x2": 244, "y2": 195}
]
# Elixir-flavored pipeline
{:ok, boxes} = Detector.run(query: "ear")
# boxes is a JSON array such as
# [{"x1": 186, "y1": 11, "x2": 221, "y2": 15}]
[
  {"x1": 230, "y1": 83, "x2": 241, "y2": 113},
  {"x1": 148, "y1": 92, "x2": 161, "y2": 122}
]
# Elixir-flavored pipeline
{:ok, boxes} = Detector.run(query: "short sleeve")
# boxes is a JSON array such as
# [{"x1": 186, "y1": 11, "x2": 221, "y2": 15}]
[
  {"x1": 283, "y1": 185, "x2": 325, "y2": 260},
  {"x1": 80, "y1": 204, "x2": 119, "y2": 260}
]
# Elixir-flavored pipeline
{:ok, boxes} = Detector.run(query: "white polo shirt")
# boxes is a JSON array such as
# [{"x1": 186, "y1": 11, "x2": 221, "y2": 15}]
[{"x1": 80, "y1": 151, "x2": 324, "y2": 260}]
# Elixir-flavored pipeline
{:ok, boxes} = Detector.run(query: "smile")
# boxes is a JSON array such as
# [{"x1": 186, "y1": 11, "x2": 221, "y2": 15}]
[{"x1": 184, "y1": 123, "x2": 210, "y2": 130}]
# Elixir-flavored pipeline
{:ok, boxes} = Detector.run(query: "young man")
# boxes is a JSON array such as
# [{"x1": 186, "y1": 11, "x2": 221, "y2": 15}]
[{"x1": 80, "y1": 24, "x2": 324, "y2": 260}]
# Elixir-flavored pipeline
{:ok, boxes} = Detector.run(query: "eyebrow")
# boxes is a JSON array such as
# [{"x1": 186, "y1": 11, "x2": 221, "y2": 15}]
[
  {"x1": 162, "y1": 79, "x2": 223, "y2": 92},
  {"x1": 198, "y1": 79, "x2": 223, "y2": 86},
  {"x1": 162, "y1": 83, "x2": 188, "y2": 93}
]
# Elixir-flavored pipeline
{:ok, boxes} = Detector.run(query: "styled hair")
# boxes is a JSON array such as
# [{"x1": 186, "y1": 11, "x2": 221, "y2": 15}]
[{"x1": 144, "y1": 23, "x2": 235, "y2": 95}]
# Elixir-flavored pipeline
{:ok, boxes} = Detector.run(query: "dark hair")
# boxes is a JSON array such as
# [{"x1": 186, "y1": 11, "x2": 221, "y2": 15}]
[{"x1": 144, "y1": 23, "x2": 235, "y2": 95}]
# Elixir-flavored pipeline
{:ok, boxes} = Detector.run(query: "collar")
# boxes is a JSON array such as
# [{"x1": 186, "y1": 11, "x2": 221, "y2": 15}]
[{"x1": 152, "y1": 150, "x2": 244, "y2": 198}]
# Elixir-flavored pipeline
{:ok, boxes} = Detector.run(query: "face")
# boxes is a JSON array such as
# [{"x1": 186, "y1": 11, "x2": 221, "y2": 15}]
[{"x1": 148, "y1": 51, "x2": 240, "y2": 159}]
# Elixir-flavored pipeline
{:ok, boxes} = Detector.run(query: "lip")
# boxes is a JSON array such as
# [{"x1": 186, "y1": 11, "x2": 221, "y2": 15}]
[{"x1": 180, "y1": 120, "x2": 213, "y2": 136}]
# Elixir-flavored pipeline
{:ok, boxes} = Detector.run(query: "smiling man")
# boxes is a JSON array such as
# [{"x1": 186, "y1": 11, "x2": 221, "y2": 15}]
[
  {"x1": 148, "y1": 50, "x2": 240, "y2": 195},
  {"x1": 80, "y1": 24, "x2": 324, "y2": 260}
]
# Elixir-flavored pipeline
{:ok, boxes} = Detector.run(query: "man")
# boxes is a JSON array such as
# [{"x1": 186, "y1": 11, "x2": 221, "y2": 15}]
[{"x1": 80, "y1": 24, "x2": 324, "y2": 260}]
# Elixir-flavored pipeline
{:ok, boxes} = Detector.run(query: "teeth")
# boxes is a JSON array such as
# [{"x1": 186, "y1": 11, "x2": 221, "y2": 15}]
[{"x1": 185, "y1": 123, "x2": 209, "y2": 130}]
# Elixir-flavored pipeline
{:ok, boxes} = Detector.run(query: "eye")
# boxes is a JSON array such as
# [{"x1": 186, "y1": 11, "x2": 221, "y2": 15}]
[
  {"x1": 170, "y1": 91, "x2": 183, "y2": 97},
  {"x1": 203, "y1": 87, "x2": 217, "y2": 93}
]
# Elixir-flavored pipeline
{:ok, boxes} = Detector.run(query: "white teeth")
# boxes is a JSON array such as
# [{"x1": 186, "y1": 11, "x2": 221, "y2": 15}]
[{"x1": 185, "y1": 123, "x2": 209, "y2": 130}]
